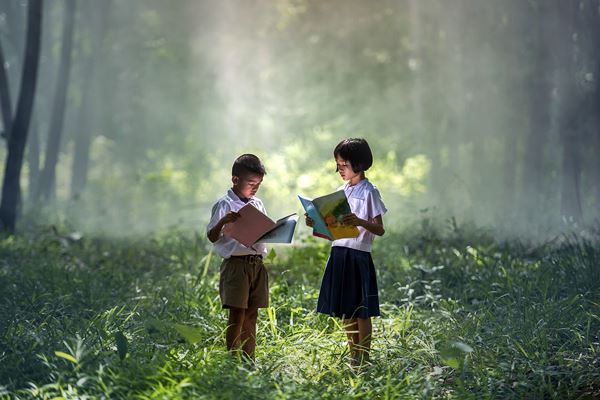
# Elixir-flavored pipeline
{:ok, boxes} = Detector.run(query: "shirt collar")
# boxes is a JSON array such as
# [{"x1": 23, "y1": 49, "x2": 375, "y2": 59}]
[
  {"x1": 345, "y1": 178, "x2": 368, "y2": 190},
  {"x1": 344, "y1": 178, "x2": 368, "y2": 197},
  {"x1": 227, "y1": 188, "x2": 252, "y2": 204}
]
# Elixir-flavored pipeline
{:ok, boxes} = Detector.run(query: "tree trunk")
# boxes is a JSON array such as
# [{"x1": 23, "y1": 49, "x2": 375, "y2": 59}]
[
  {"x1": 443, "y1": 1, "x2": 466, "y2": 218},
  {"x1": 520, "y1": 2, "x2": 552, "y2": 223},
  {"x1": 35, "y1": 0, "x2": 76, "y2": 202},
  {"x1": 2, "y1": 0, "x2": 25, "y2": 51},
  {"x1": 584, "y1": 0, "x2": 600, "y2": 219},
  {"x1": 560, "y1": 127, "x2": 583, "y2": 222},
  {"x1": 408, "y1": 0, "x2": 424, "y2": 150},
  {"x1": 0, "y1": 0, "x2": 25, "y2": 112},
  {"x1": 502, "y1": 120, "x2": 517, "y2": 218},
  {"x1": 593, "y1": 61, "x2": 600, "y2": 220},
  {"x1": 70, "y1": 77, "x2": 93, "y2": 200},
  {"x1": 27, "y1": 117, "x2": 40, "y2": 198},
  {"x1": 0, "y1": 0, "x2": 43, "y2": 232},
  {"x1": 557, "y1": 1, "x2": 584, "y2": 223},
  {"x1": 70, "y1": 1, "x2": 110, "y2": 198},
  {"x1": 0, "y1": 40, "x2": 13, "y2": 142},
  {"x1": 592, "y1": 127, "x2": 600, "y2": 221}
]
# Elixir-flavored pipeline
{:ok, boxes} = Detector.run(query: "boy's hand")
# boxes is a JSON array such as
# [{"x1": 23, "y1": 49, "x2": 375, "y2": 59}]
[
  {"x1": 208, "y1": 211, "x2": 241, "y2": 243},
  {"x1": 304, "y1": 213, "x2": 314, "y2": 227},
  {"x1": 221, "y1": 211, "x2": 241, "y2": 225},
  {"x1": 342, "y1": 213, "x2": 362, "y2": 227}
]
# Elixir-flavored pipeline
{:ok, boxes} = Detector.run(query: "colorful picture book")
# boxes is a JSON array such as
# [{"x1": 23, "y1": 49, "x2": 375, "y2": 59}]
[
  {"x1": 298, "y1": 190, "x2": 359, "y2": 241},
  {"x1": 222, "y1": 204, "x2": 298, "y2": 247}
]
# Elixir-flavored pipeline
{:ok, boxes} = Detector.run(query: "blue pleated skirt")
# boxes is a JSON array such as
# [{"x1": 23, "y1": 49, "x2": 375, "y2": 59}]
[{"x1": 317, "y1": 246, "x2": 380, "y2": 319}]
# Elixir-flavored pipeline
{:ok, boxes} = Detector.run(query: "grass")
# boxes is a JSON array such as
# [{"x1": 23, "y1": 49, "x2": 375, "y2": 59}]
[{"x1": 0, "y1": 225, "x2": 599, "y2": 399}]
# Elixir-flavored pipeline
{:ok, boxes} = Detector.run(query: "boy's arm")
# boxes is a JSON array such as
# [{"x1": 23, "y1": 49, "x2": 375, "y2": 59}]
[{"x1": 207, "y1": 211, "x2": 240, "y2": 243}]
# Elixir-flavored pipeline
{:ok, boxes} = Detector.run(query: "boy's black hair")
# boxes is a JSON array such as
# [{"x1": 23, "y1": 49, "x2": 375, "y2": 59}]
[
  {"x1": 232, "y1": 154, "x2": 266, "y2": 177},
  {"x1": 334, "y1": 138, "x2": 373, "y2": 173}
]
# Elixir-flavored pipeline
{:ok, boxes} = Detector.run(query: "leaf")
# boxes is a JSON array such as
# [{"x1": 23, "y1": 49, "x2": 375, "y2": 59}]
[
  {"x1": 76, "y1": 377, "x2": 89, "y2": 387},
  {"x1": 202, "y1": 249, "x2": 212, "y2": 278},
  {"x1": 440, "y1": 355, "x2": 460, "y2": 370},
  {"x1": 115, "y1": 331, "x2": 128, "y2": 360},
  {"x1": 513, "y1": 340, "x2": 529, "y2": 359},
  {"x1": 439, "y1": 341, "x2": 473, "y2": 369},
  {"x1": 145, "y1": 318, "x2": 166, "y2": 334},
  {"x1": 452, "y1": 341, "x2": 473, "y2": 353},
  {"x1": 55, "y1": 351, "x2": 77, "y2": 364},
  {"x1": 266, "y1": 248, "x2": 277, "y2": 263},
  {"x1": 174, "y1": 323, "x2": 204, "y2": 344}
]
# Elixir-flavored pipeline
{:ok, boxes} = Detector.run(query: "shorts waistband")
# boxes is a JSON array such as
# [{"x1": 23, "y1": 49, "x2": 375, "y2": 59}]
[{"x1": 229, "y1": 254, "x2": 263, "y2": 264}]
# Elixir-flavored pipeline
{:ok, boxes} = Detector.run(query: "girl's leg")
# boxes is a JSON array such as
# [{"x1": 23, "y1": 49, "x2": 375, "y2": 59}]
[
  {"x1": 356, "y1": 317, "x2": 373, "y2": 364},
  {"x1": 226, "y1": 307, "x2": 245, "y2": 352},
  {"x1": 342, "y1": 318, "x2": 359, "y2": 361},
  {"x1": 241, "y1": 307, "x2": 258, "y2": 358}
]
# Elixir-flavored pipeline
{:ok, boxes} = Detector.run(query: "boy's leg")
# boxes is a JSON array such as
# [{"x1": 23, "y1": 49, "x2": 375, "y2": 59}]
[
  {"x1": 356, "y1": 317, "x2": 372, "y2": 364},
  {"x1": 342, "y1": 318, "x2": 359, "y2": 360},
  {"x1": 226, "y1": 307, "x2": 245, "y2": 352},
  {"x1": 241, "y1": 307, "x2": 258, "y2": 358}
]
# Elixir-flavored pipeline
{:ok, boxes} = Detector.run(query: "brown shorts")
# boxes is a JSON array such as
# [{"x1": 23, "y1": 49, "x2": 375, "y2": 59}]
[{"x1": 219, "y1": 255, "x2": 269, "y2": 309}]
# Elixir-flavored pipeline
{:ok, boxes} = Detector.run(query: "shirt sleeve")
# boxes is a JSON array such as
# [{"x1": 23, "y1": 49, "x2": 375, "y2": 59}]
[
  {"x1": 206, "y1": 200, "x2": 230, "y2": 233},
  {"x1": 255, "y1": 199, "x2": 267, "y2": 216},
  {"x1": 366, "y1": 188, "x2": 387, "y2": 220}
]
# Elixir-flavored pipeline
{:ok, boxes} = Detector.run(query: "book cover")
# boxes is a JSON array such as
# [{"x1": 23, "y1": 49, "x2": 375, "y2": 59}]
[
  {"x1": 222, "y1": 204, "x2": 298, "y2": 247},
  {"x1": 298, "y1": 190, "x2": 360, "y2": 241}
]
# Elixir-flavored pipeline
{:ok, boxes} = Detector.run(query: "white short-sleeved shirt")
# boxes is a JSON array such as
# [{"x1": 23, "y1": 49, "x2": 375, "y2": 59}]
[
  {"x1": 206, "y1": 189, "x2": 268, "y2": 259},
  {"x1": 331, "y1": 179, "x2": 387, "y2": 253}
]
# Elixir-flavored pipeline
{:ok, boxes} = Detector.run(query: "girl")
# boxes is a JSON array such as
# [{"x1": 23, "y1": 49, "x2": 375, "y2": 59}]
[{"x1": 306, "y1": 138, "x2": 387, "y2": 365}]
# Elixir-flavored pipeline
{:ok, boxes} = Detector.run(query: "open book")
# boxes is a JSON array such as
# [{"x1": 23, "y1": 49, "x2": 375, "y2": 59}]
[
  {"x1": 222, "y1": 203, "x2": 298, "y2": 247},
  {"x1": 298, "y1": 190, "x2": 359, "y2": 241}
]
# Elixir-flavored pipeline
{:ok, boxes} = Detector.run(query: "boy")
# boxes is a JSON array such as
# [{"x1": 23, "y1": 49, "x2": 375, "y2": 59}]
[{"x1": 206, "y1": 154, "x2": 269, "y2": 360}]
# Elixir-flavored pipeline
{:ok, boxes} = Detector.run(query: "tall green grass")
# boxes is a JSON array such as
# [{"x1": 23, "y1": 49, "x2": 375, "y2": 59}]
[{"x1": 0, "y1": 226, "x2": 599, "y2": 399}]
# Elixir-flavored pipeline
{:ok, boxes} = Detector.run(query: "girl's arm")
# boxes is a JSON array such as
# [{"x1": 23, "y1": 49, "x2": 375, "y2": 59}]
[
  {"x1": 304, "y1": 214, "x2": 314, "y2": 227},
  {"x1": 343, "y1": 214, "x2": 385, "y2": 236}
]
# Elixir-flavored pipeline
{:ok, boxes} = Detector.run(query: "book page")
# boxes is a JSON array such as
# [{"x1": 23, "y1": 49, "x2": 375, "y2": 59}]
[
  {"x1": 312, "y1": 190, "x2": 359, "y2": 239},
  {"x1": 256, "y1": 214, "x2": 298, "y2": 243}
]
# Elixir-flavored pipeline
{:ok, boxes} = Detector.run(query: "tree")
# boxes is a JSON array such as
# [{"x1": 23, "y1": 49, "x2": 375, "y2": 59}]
[
  {"x1": 518, "y1": 1, "x2": 553, "y2": 225},
  {"x1": 0, "y1": 0, "x2": 25, "y2": 144},
  {"x1": 70, "y1": 1, "x2": 110, "y2": 198},
  {"x1": 557, "y1": 1, "x2": 585, "y2": 223},
  {"x1": 34, "y1": 0, "x2": 76, "y2": 202},
  {"x1": 0, "y1": 40, "x2": 12, "y2": 142},
  {"x1": 0, "y1": 0, "x2": 43, "y2": 232}
]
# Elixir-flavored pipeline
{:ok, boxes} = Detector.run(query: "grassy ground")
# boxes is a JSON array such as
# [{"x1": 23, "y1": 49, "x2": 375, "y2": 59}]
[{"x1": 0, "y1": 225, "x2": 599, "y2": 399}]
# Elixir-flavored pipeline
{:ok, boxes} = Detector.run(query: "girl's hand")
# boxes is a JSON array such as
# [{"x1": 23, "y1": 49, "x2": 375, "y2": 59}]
[
  {"x1": 304, "y1": 213, "x2": 314, "y2": 227},
  {"x1": 342, "y1": 213, "x2": 363, "y2": 227}
]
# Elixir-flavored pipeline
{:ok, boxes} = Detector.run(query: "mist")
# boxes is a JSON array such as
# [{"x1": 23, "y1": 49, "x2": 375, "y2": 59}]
[{"x1": 1, "y1": 0, "x2": 599, "y2": 240}]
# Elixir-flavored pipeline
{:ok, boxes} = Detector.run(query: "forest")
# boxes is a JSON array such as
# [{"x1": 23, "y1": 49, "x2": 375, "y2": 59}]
[{"x1": 1, "y1": 1, "x2": 599, "y2": 398}]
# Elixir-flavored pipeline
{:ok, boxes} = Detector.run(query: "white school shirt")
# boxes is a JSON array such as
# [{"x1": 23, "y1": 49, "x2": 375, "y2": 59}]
[
  {"x1": 331, "y1": 179, "x2": 387, "y2": 253},
  {"x1": 206, "y1": 189, "x2": 268, "y2": 259}
]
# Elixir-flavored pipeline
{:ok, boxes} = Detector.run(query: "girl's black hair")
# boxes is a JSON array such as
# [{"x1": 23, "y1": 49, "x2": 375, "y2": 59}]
[
  {"x1": 232, "y1": 154, "x2": 266, "y2": 177},
  {"x1": 334, "y1": 138, "x2": 373, "y2": 173}
]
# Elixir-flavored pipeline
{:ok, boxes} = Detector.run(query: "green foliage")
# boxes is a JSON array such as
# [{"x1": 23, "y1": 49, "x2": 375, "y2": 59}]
[
  {"x1": 0, "y1": 226, "x2": 599, "y2": 398},
  {"x1": 8, "y1": 0, "x2": 600, "y2": 242},
  {"x1": 115, "y1": 331, "x2": 128, "y2": 361}
]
